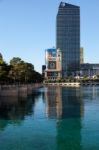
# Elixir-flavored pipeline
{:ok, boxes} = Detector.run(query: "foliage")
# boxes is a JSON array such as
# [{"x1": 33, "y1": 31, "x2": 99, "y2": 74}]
[{"x1": 0, "y1": 56, "x2": 43, "y2": 84}]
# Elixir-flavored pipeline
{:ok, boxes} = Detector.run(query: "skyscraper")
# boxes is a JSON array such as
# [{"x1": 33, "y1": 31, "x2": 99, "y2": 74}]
[{"x1": 56, "y1": 2, "x2": 80, "y2": 76}]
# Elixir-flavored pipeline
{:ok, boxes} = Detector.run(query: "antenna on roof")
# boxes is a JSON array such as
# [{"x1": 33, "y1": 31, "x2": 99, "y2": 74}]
[{"x1": 61, "y1": 2, "x2": 66, "y2": 7}]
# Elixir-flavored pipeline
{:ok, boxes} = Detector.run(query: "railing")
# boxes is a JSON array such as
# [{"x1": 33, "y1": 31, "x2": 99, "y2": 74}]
[
  {"x1": 44, "y1": 82, "x2": 80, "y2": 87},
  {"x1": 44, "y1": 82, "x2": 99, "y2": 86}
]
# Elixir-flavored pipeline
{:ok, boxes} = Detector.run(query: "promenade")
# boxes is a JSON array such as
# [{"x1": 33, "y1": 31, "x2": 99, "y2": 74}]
[
  {"x1": 44, "y1": 82, "x2": 99, "y2": 87},
  {"x1": 44, "y1": 82, "x2": 80, "y2": 87}
]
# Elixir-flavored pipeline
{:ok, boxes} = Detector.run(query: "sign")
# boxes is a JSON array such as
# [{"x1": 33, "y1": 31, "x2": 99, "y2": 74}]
[{"x1": 48, "y1": 61, "x2": 56, "y2": 69}]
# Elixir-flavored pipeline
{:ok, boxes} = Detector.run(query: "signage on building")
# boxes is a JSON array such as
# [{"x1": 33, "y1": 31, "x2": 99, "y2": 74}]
[{"x1": 48, "y1": 61, "x2": 56, "y2": 69}]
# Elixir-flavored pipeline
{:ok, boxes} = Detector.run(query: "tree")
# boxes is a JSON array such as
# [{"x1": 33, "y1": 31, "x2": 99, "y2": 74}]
[
  {"x1": 0, "y1": 60, "x2": 10, "y2": 83},
  {"x1": 0, "y1": 55, "x2": 43, "y2": 84},
  {"x1": 9, "y1": 57, "x2": 42, "y2": 83}
]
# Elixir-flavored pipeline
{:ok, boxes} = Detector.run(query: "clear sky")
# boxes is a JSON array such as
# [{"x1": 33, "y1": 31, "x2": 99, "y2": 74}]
[{"x1": 0, "y1": 0, "x2": 99, "y2": 73}]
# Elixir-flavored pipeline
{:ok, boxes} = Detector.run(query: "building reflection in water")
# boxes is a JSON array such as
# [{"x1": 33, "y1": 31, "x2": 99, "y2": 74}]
[
  {"x1": 45, "y1": 86, "x2": 84, "y2": 150},
  {"x1": 45, "y1": 86, "x2": 62, "y2": 119},
  {"x1": 45, "y1": 86, "x2": 83, "y2": 119}
]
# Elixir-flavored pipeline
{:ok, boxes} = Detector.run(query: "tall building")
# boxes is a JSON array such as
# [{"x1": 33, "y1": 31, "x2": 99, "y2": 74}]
[{"x1": 56, "y1": 2, "x2": 80, "y2": 76}]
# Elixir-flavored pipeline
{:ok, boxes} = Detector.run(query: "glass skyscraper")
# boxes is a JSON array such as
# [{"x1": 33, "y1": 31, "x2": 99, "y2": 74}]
[{"x1": 56, "y1": 2, "x2": 80, "y2": 76}]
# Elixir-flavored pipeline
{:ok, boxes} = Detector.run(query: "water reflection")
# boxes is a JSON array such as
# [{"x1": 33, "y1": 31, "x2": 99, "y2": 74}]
[
  {"x1": 45, "y1": 87, "x2": 62, "y2": 118},
  {"x1": 0, "y1": 91, "x2": 41, "y2": 131},
  {"x1": 0, "y1": 86, "x2": 99, "y2": 150},
  {"x1": 45, "y1": 86, "x2": 83, "y2": 150},
  {"x1": 45, "y1": 86, "x2": 84, "y2": 119}
]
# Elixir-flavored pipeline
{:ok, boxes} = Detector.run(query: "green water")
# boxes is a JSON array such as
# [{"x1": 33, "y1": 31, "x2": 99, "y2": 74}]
[{"x1": 0, "y1": 86, "x2": 99, "y2": 150}]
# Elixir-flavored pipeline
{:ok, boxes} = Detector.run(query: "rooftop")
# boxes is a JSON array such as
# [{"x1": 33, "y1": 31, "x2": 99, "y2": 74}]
[{"x1": 59, "y1": 1, "x2": 79, "y2": 8}]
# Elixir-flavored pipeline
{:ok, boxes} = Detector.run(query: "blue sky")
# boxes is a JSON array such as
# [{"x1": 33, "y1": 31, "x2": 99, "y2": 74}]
[{"x1": 0, "y1": 0, "x2": 99, "y2": 72}]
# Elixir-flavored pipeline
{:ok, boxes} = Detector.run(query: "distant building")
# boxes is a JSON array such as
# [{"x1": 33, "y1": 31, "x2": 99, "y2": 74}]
[
  {"x1": 80, "y1": 63, "x2": 99, "y2": 76},
  {"x1": 56, "y1": 2, "x2": 80, "y2": 76},
  {"x1": 45, "y1": 48, "x2": 62, "y2": 80},
  {"x1": 80, "y1": 47, "x2": 84, "y2": 64},
  {"x1": 42, "y1": 65, "x2": 46, "y2": 77},
  {"x1": 43, "y1": 2, "x2": 99, "y2": 79}
]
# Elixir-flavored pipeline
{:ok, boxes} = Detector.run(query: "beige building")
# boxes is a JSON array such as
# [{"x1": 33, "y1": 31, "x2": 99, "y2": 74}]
[{"x1": 45, "y1": 48, "x2": 62, "y2": 80}]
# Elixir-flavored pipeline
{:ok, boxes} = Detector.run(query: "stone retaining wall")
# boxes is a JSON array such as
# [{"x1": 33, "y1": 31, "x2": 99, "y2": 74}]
[{"x1": 0, "y1": 84, "x2": 43, "y2": 97}]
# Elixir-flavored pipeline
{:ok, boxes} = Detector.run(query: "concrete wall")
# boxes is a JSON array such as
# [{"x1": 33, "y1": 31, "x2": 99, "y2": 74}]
[{"x1": 0, "y1": 84, "x2": 43, "y2": 97}]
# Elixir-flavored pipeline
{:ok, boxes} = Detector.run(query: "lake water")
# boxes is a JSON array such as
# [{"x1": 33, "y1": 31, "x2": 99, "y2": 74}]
[{"x1": 0, "y1": 86, "x2": 99, "y2": 150}]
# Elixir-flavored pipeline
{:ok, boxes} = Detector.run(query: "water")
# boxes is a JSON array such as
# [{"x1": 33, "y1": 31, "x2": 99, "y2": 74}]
[{"x1": 0, "y1": 86, "x2": 99, "y2": 150}]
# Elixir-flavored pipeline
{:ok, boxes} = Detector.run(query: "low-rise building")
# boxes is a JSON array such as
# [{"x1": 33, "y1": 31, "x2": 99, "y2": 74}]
[
  {"x1": 42, "y1": 65, "x2": 46, "y2": 78},
  {"x1": 44, "y1": 48, "x2": 62, "y2": 80},
  {"x1": 80, "y1": 63, "x2": 99, "y2": 76}
]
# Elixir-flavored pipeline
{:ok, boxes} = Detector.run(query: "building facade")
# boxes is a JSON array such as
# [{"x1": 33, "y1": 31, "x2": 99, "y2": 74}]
[
  {"x1": 56, "y1": 2, "x2": 80, "y2": 76},
  {"x1": 45, "y1": 48, "x2": 62, "y2": 80},
  {"x1": 80, "y1": 63, "x2": 99, "y2": 76},
  {"x1": 42, "y1": 65, "x2": 46, "y2": 78}
]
